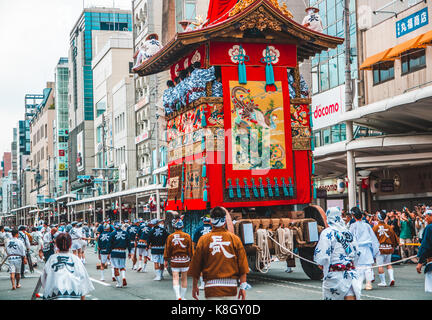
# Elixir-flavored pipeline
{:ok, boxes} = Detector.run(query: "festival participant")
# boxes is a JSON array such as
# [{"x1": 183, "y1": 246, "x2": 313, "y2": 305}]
[
  {"x1": 314, "y1": 207, "x2": 361, "y2": 300},
  {"x1": 349, "y1": 207, "x2": 380, "y2": 291},
  {"x1": 186, "y1": 61, "x2": 216, "y2": 105},
  {"x1": 416, "y1": 210, "x2": 432, "y2": 292},
  {"x1": 77, "y1": 222, "x2": 87, "y2": 264},
  {"x1": 133, "y1": 33, "x2": 162, "y2": 68},
  {"x1": 18, "y1": 225, "x2": 31, "y2": 277},
  {"x1": 192, "y1": 215, "x2": 212, "y2": 290},
  {"x1": 148, "y1": 218, "x2": 169, "y2": 281},
  {"x1": 0, "y1": 226, "x2": 6, "y2": 259},
  {"x1": 175, "y1": 70, "x2": 189, "y2": 109},
  {"x1": 107, "y1": 221, "x2": 132, "y2": 288},
  {"x1": 190, "y1": 206, "x2": 249, "y2": 300},
  {"x1": 42, "y1": 227, "x2": 58, "y2": 262},
  {"x1": 97, "y1": 223, "x2": 112, "y2": 281},
  {"x1": 373, "y1": 210, "x2": 399, "y2": 287},
  {"x1": 164, "y1": 214, "x2": 194, "y2": 300},
  {"x1": 126, "y1": 219, "x2": 140, "y2": 271},
  {"x1": 41, "y1": 232, "x2": 94, "y2": 300},
  {"x1": 211, "y1": 74, "x2": 223, "y2": 97},
  {"x1": 30, "y1": 227, "x2": 43, "y2": 262},
  {"x1": 5, "y1": 229, "x2": 27, "y2": 290},
  {"x1": 136, "y1": 220, "x2": 150, "y2": 272},
  {"x1": 163, "y1": 80, "x2": 176, "y2": 115},
  {"x1": 69, "y1": 222, "x2": 83, "y2": 258},
  {"x1": 302, "y1": 7, "x2": 323, "y2": 33}
]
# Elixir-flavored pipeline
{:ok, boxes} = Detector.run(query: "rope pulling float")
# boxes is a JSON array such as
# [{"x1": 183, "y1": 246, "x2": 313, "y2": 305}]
[{"x1": 253, "y1": 228, "x2": 419, "y2": 272}]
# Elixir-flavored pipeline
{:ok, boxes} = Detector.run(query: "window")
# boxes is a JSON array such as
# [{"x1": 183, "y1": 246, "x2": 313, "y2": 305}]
[
  {"x1": 401, "y1": 48, "x2": 426, "y2": 75},
  {"x1": 373, "y1": 61, "x2": 394, "y2": 85},
  {"x1": 184, "y1": 1, "x2": 196, "y2": 20},
  {"x1": 323, "y1": 128, "x2": 331, "y2": 145},
  {"x1": 320, "y1": 62, "x2": 329, "y2": 91},
  {"x1": 96, "y1": 97, "x2": 106, "y2": 117}
]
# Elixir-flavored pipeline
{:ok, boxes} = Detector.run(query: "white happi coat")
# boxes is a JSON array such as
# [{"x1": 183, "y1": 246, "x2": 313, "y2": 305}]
[
  {"x1": 314, "y1": 207, "x2": 362, "y2": 300},
  {"x1": 41, "y1": 252, "x2": 94, "y2": 300},
  {"x1": 349, "y1": 221, "x2": 380, "y2": 265}
]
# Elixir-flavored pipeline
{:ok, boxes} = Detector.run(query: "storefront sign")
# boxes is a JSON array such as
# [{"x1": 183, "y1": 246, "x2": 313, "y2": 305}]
[
  {"x1": 311, "y1": 85, "x2": 346, "y2": 130},
  {"x1": 396, "y1": 7, "x2": 428, "y2": 38},
  {"x1": 316, "y1": 178, "x2": 347, "y2": 196},
  {"x1": 380, "y1": 179, "x2": 394, "y2": 192},
  {"x1": 135, "y1": 131, "x2": 149, "y2": 144}
]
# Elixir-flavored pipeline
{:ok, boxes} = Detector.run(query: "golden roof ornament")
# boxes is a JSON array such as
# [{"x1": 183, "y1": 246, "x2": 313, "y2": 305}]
[{"x1": 229, "y1": 0, "x2": 293, "y2": 19}]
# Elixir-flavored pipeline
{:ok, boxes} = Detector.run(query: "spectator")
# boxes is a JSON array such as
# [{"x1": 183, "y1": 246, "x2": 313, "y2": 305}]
[
  {"x1": 416, "y1": 214, "x2": 427, "y2": 243},
  {"x1": 399, "y1": 211, "x2": 416, "y2": 263},
  {"x1": 386, "y1": 211, "x2": 401, "y2": 237}
]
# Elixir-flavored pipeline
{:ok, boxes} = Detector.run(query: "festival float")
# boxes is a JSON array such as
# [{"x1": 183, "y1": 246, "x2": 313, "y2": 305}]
[{"x1": 133, "y1": 0, "x2": 343, "y2": 279}]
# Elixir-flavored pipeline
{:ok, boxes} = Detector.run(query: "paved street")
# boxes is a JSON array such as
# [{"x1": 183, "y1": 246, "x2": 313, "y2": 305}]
[{"x1": 0, "y1": 246, "x2": 430, "y2": 300}]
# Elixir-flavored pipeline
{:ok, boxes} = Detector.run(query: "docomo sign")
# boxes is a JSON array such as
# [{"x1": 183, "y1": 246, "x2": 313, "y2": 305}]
[
  {"x1": 311, "y1": 85, "x2": 346, "y2": 130},
  {"x1": 313, "y1": 102, "x2": 340, "y2": 119}
]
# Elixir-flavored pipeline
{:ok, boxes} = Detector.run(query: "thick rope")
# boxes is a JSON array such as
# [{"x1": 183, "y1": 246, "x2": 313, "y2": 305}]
[
  {"x1": 256, "y1": 229, "x2": 272, "y2": 273},
  {"x1": 267, "y1": 233, "x2": 418, "y2": 270},
  {"x1": 274, "y1": 227, "x2": 294, "y2": 261}
]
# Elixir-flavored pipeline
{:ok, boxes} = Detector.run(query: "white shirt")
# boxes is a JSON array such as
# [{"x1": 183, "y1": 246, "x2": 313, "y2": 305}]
[
  {"x1": 5, "y1": 237, "x2": 26, "y2": 257},
  {"x1": 41, "y1": 252, "x2": 95, "y2": 300}
]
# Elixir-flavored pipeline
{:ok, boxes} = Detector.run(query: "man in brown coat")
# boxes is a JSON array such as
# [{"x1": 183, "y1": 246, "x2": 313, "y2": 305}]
[
  {"x1": 190, "y1": 206, "x2": 249, "y2": 300},
  {"x1": 373, "y1": 210, "x2": 399, "y2": 287},
  {"x1": 164, "y1": 214, "x2": 193, "y2": 300}
]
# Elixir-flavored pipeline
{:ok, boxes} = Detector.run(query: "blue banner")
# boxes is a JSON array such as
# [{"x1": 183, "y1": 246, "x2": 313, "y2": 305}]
[{"x1": 396, "y1": 7, "x2": 428, "y2": 38}]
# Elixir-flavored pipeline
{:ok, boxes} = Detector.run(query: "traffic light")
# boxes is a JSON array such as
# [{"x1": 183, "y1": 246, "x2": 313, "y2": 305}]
[{"x1": 78, "y1": 175, "x2": 94, "y2": 184}]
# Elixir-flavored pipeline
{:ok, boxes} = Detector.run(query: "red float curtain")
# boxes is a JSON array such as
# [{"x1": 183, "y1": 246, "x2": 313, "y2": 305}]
[{"x1": 206, "y1": 0, "x2": 238, "y2": 25}]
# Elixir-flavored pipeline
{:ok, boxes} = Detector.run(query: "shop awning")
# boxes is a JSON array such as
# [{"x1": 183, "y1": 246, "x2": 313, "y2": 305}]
[
  {"x1": 386, "y1": 34, "x2": 425, "y2": 59},
  {"x1": 418, "y1": 29, "x2": 432, "y2": 46},
  {"x1": 359, "y1": 48, "x2": 392, "y2": 70}
]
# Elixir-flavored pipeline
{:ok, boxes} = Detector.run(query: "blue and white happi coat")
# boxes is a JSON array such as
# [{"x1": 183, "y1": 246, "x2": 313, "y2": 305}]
[
  {"x1": 186, "y1": 66, "x2": 216, "y2": 104},
  {"x1": 163, "y1": 87, "x2": 175, "y2": 115},
  {"x1": 107, "y1": 229, "x2": 132, "y2": 259},
  {"x1": 212, "y1": 80, "x2": 223, "y2": 97},
  {"x1": 314, "y1": 207, "x2": 362, "y2": 300}
]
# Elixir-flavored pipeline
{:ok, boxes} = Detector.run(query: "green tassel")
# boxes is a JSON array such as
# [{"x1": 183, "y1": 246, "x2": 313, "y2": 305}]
[
  {"x1": 273, "y1": 177, "x2": 280, "y2": 197},
  {"x1": 181, "y1": 164, "x2": 185, "y2": 183},
  {"x1": 288, "y1": 177, "x2": 294, "y2": 197},
  {"x1": 312, "y1": 160, "x2": 315, "y2": 175},
  {"x1": 228, "y1": 179, "x2": 234, "y2": 199},
  {"x1": 236, "y1": 179, "x2": 242, "y2": 199},
  {"x1": 282, "y1": 178, "x2": 289, "y2": 196},
  {"x1": 251, "y1": 178, "x2": 259, "y2": 198},
  {"x1": 313, "y1": 182, "x2": 317, "y2": 199},
  {"x1": 201, "y1": 135, "x2": 205, "y2": 152},
  {"x1": 266, "y1": 178, "x2": 273, "y2": 197},
  {"x1": 203, "y1": 185, "x2": 208, "y2": 202},
  {"x1": 202, "y1": 157, "x2": 206, "y2": 178},
  {"x1": 181, "y1": 187, "x2": 184, "y2": 203},
  {"x1": 259, "y1": 178, "x2": 265, "y2": 198},
  {"x1": 243, "y1": 178, "x2": 251, "y2": 199},
  {"x1": 201, "y1": 109, "x2": 207, "y2": 127}
]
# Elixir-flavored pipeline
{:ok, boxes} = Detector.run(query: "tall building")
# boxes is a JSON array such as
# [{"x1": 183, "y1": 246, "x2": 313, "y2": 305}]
[
  {"x1": 53, "y1": 58, "x2": 70, "y2": 197},
  {"x1": 91, "y1": 31, "x2": 134, "y2": 193},
  {"x1": 1, "y1": 152, "x2": 12, "y2": 178},
  {"x1": 312, "y1": 0, "x2": 432, "y2": 211},
  {"x1": 28, "y1": 83, "x2": 55, "y2": 206},
  {"x1": 68, "y1": 8, "x2": 132, "y2": 198}
]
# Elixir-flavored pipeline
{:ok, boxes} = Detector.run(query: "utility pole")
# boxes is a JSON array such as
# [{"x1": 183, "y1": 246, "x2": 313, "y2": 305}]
[{"x1": 344, "y1": 0, "x2": 356, "y2": 209}]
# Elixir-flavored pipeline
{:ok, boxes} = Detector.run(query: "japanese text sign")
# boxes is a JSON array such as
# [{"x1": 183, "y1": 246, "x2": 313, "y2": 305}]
[{"x1": 396, "y1": 7, "x2": 428, "y2": 38}]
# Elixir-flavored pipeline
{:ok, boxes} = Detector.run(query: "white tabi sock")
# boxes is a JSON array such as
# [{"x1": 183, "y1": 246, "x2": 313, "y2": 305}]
[
  {"x1": 121, "y1": 270, "x2": 126, "y2": 279},
  {"x1": 139, "y1": 260, "x2": 143, "y2": 269},
  {"x1": 142, "y1": 262, "x2": 147, "y2": 271},
  {"x1": 180, "y1": 287, "x2": 187, "y2": 300},
  {"x1": 100, "y1": 270, "x2": 105, "y2": 280},
  {"x1": 365, "y1": 267, "x2": 374, "y2": 282},
  {"x1": 378, "y1": 273, "x2": 386, "y2": 284},
  {"x1": 116, "y1": 276, "x2": 122, "y2": 287},
  {"x1": 388, "y1": 269, "x2": 394, "y2": 281},
  {"x1": 111, "y1": 268, "x2": 115, "y2": 277},
  {"x1": 173, "y1": 285, "x2": 181, "y2": 299}
]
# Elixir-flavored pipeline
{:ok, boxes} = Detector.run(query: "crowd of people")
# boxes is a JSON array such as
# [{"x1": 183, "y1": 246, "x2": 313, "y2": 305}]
[
  {"x1": 1, "y1": 203, "x2": 431, "y2": 301},
  {"x1": 0, "y1": 206, "x2": 249, "y2": 301},
  {"x1": 314, "y1": 204, "x2": 432, "y2": 300}
]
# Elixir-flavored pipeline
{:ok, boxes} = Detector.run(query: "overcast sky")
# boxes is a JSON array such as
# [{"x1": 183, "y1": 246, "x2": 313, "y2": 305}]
[{"x1": 0, "y1": 0, "x2": 133, "y2": 158}]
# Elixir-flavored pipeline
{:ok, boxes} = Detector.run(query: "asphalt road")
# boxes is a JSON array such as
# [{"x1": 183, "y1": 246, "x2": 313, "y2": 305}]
[{"x1": 0, "y1": 245, "x2": 431, "y2": 300}]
